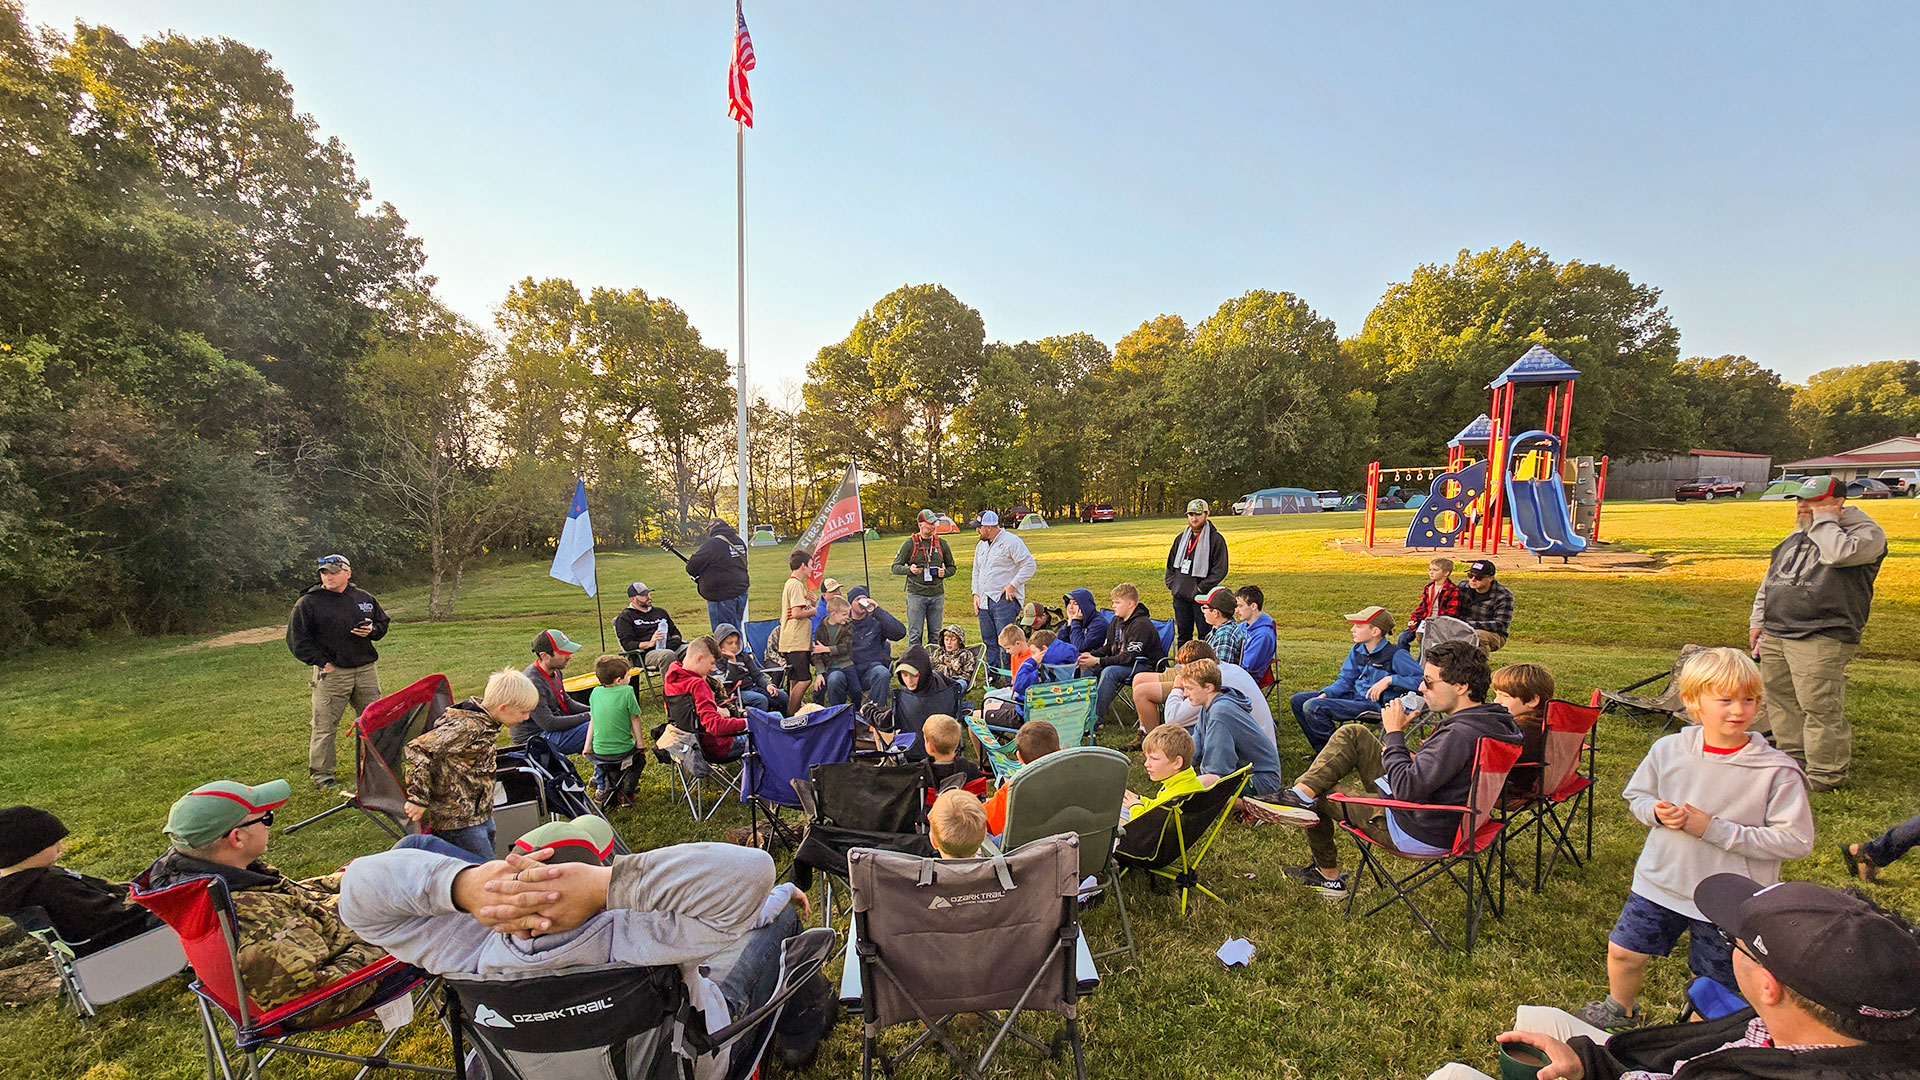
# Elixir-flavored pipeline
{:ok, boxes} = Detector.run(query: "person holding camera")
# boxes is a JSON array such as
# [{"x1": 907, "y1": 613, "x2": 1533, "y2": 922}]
[
  {"x1": 1249, "y1": 640, "x2": 1524, "y2": 899},
  {"x1": 286, "y1": 554, "x2": 390, "y2": 789}
]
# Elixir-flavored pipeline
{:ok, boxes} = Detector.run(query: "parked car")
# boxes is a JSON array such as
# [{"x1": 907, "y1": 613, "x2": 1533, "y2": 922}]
[
  {"x1": 1080, "y1": 502, "x2": 1117, "y2": 523},
  {"x1": 1674, "y1": 476, "x2": 1746, "y2": 501},
  {"x1": 1231, "y1": 494, "x2": 1254, "y2": 514},
  {"x1": 1875, "y1": 469, "x2": 1920, "y2": 497},
  {"x1": 1847, "y1": 477, "x2": 1893, "y2": 499},
  {"x1": 1315, "y1": 490, "x2": 1342, "y2": 509},
  {"x1": 1004, "y1": 504, "x2": 1032, "y2": 522}
]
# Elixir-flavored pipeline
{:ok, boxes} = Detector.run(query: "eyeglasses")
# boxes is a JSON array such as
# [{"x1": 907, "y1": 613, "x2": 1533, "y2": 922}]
[
  {"x1": 1716, "y1": 927, "x2": 1761, "y2": 963},
  {"x1": 1420, "y1": 675, "x2": 1440, "y2": 688},
  {"x1": 235, "y1": 811, "x2": 274, "y2": 831}
]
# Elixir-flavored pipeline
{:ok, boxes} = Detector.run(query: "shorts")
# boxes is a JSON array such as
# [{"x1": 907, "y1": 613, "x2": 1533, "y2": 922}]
[
  {"x1": 1607, "y1": 891, "x2": 1734, "y2": 987},
  {"x1": 782, "y1": 651, "x2": 813, "y2": 681},
  {"x1": 1155, "y1": 670, "x2": 1177, "y2": 691}
]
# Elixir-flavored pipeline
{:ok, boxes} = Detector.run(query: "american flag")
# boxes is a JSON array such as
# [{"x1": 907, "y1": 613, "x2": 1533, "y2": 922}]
[{"x1": 728, "y1": 2, "x2": 755, "y2": 127}]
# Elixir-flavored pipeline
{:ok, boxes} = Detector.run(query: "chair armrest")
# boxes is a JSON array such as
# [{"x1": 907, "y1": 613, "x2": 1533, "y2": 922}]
[{"x1": 1326, "y1": 792, "x2": 1471, "y2": 816}]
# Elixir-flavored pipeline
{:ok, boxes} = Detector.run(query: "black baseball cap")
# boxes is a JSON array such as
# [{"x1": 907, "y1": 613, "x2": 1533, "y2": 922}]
[
  {"x1": 1466, "y1": 559, "x2": 1496, "y2": 578},
  {"x1": 1695, "y1": 874, "x2": 1920, "y2": 1028}
]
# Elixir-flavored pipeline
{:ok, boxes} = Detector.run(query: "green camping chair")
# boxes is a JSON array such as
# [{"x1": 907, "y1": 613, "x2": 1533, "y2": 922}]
[
  {"x1": 1114, "y1": 766, "x2": 1250, "y2": 916},
  {"x1": 963, "y1": 712, "x2": 1024, "y2": 783},
  {"x1": 993, "y1": 746, "x2": 1136, "y2": 963},
  {"x1": 1025, "y1": 677, "x2": 1098, "y2": 748}
]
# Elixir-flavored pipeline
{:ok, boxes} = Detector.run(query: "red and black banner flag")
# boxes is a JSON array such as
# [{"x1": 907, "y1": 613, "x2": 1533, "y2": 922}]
[{"x1": 795, "y1": 463, "x2": 862, "y2": 588}]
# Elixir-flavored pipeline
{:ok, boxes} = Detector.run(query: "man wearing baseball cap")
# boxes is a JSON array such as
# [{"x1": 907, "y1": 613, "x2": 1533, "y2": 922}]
[
  {"x1": 968, "y1": 510, "x2": 1037, "y2": 674},
  {"x1": 514, "y1": 629, "x2": 593, "y2": 754},
  {"x1": 144, "y1": 779, "x2": 387, "y2": 1022},
  {"x1": 1749, "y1": 476, "x2": 1887, "y2": 792},
  {"x1": 286, "y1": 554, "x2": 390, "y2": 788},
  {"x1": 890, "y1": 509, "x2": 957, "y2": 648},
  {"x1": 1288, "y1": 605, "x2": 1425, "y2": 752},
  {"x1": 1165, "y1": 499, "x2": 1230, "y2": 647},
  {"x1": 1425, "y1": 873, "x2": 1920, "y2": 1079},
  {"x1": 1456, "y1": 560, "x2": 1515, "y2": 653},
  {"x1": 613, "y1": 582, "x2": 684, "y2": 674}
]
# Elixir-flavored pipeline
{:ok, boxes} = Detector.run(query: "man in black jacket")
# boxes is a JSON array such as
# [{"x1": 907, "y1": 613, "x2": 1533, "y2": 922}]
[
  {"x1": 1255, "y1": 640, "x2": 1523, "y2": 899},
  {"x1": 1422, "y1": 874, "x2": 1920, "y2": 1080},
  {"x1": 1077, "y1": 583, "x2": 1166, "y2": 729},
  {"x1": 1165, "y1": 499, "x2": 1229, "y2": 646},
  {"x1": 684, "y1": 519, "x2": 752, "y2": 633},
  {"x1": 613, "y1": 583, "x2": 684, "y2": 673},
  {"x1": 286, "y1": 554, "x2": 390, "y2": 788}
]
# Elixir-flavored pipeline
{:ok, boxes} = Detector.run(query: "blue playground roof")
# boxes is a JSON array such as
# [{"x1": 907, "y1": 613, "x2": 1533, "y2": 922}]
[
  {"x1": 1488, "y1": 345, "x2": 1581, "y2": 388},
  {"x1": 1448, "y1": 413, "x2": 1493, "y2": 447}
]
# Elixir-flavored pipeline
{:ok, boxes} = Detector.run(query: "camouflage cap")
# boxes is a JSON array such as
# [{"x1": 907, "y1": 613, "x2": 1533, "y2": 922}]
[
  {"x1": 166, "y1": 779, "x2": 291, "y2": 849},
  {"x1": 512, "y1": 815, "x2": 615, "y2": 865}
]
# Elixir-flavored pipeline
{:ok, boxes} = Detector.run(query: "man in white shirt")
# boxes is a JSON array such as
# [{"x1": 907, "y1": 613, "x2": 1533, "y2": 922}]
[{"x1": 967, "y1": 511, "x2": 1037, "y2": 674}]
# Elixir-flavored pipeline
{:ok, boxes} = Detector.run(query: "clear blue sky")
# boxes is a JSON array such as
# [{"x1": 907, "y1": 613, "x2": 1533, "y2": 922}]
[{"x1": 25, "y1": 1, "x2": 1920, "y2": 390}]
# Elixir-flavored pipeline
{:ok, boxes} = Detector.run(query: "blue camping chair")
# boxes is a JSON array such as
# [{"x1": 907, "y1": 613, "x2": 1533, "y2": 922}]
[
  {"x1": 1152, "y1": 619, "x2": 1175, "y2": 655},
  {"x1": 745, "y1": 619, "x2": 780, "y2": 666},
  {"x1": 1681, "y1": 977, "x2": 1747, "y2": 1021},
  {"x1": 742, "y1": 704, "x2": 857, "y2": 850}
]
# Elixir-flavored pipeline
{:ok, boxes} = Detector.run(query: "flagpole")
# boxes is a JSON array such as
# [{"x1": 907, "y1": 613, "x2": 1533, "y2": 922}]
[
  {"x1": 734, "y1": 121, "x2": 750, "y2": 554},
  {"x1": 854, "y1": 455, "x2": 871, "y2": 590}
]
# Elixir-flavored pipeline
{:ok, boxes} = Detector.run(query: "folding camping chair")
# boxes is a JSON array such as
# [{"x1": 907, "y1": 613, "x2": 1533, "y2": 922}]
[
  {"x1": 887, "y1": 678, "x2": 967, "y2": 759},
  {"x1": 849, "y1": 834, "x2": 1089, "y2": 1080},
  {"x1": 1024, "y1": 677, "x2": 1098, "y2": 748},
  {"x1": 493, "y1": 735, "x2": 633, "y2": 857},
  {"x1": 1328, "y1": 736, "x2": 1524, "y2": 953},
  {"x1": 741, "y1": 703, "x2": 857, "y2": 852},
  {"x1": 993, "y1": 746, "x2": 1135, "y2": 963},
  {"x1": 790, "y1": 759, "x2": 937, "y2": 925},
  {"x1": 9, "y1": 905, "x2": 186, "y2": 1019},
  {"x1": 129, "y1": 869, "x2": 447, "y2": 1080},
  {"x1": 1594, "y1": 644, "x2": 1705, "y2": 731},
  {"x1": 443, "y1": 926, "x2": 836, "y2": 1080},
  {"x1": 1502, "y1": 700, "x2": 1600, "y2": 891},
  {"x1": 652, "y1": 692, "x2": 748, "y2": 821},
  {"x1": 285, "y1": 673, "x2": 453, "y2": 839},
  {"x1": 1679, "y1": 977, "x2": 1748, "y2": 1022},
  {"x1": 1113, "y1": 766, "x2": 1250, "y2": 916},
  {"x1": 1153, "y1": 619, "x2": 1175, "y2": 655},
  {"x1": 963, "y1": 712, "x2": 1024, "y2": 783}
]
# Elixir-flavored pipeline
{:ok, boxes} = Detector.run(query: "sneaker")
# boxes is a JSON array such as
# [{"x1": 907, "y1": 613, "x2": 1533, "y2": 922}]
[
  {"x1": 311, "y1": 775, "x2": 338, "y2": 790},
  {"x1": 1282, "y1": 864, "x2": 1349, "y2": 899},
  {"x1": 1243, "y1": 794, "x2": 1320, "y2": 827},
  {"x1": 1572, "y1": 997, "x2": 1649, "y2": 1033}
]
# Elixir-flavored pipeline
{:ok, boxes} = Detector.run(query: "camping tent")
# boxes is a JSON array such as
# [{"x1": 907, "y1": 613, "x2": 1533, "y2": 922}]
[
  {"x1": 933, "y1": 514, "x2": 959, "y2": 534},
  {"x1": 1018, "y1": 513, "x2": 1049, "y2": 530},
  {"x1": 1759, "y1": 478, "x2": 1802, "y2": 501},
  {"x1": 1241, "y1": 487, "x2": 1323, "y2": 515}
]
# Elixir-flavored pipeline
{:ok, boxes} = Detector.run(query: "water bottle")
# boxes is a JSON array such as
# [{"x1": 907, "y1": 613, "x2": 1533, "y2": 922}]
[{"x1": 1397, "y1": 691, "x2": 1427, "y2": 714}]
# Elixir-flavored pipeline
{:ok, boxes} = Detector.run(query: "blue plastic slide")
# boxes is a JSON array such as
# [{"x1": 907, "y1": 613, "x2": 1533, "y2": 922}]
[{"x1": 1503, "y1": 430, "x2": 1588, "y2": 558}]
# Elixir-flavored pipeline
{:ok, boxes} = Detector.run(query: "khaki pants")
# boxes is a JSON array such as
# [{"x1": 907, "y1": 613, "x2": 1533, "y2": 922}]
[
  {"x1": 1757, "y1": 633, "x2": 1857, "y2": 788},
  {"x1": 1300, "y1": 724, "x2": 1402, "y2": 870},
  {"x1": 310, "y1": 663, "x2": 381, "y2": 780},
  {"x1": 1476, "y1": 629, "x2": 1508, "y2": 653}
]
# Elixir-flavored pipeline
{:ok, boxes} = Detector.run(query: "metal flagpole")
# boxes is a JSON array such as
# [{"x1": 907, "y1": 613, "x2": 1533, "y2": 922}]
[{"x1": 735, "y1": 121, "x2": 751, "y2": 619}]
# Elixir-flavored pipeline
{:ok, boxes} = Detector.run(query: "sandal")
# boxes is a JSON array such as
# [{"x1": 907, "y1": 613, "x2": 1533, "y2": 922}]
[{"x1": 1840, "y1": 842, "x2": 1878, "y2": 883}]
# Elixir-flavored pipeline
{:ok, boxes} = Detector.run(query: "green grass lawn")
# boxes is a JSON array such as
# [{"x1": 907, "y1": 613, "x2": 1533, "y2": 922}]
[{"x1": 1, "y1": 499, "x2": 1916, "y2": 1079}]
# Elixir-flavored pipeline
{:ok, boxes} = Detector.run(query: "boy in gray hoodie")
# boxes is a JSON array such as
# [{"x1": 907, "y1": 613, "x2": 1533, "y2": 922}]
[
  {"x1": 1574, "y1": 647, "x2": 1814, "y2": 1033},
  {"x1": 1177, "y1": 659, "x2": 1284, "y2": 798}
]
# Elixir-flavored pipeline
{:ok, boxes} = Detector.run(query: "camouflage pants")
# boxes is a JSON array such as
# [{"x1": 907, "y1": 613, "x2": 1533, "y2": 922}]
[{"x1": 310, "y1": 664, "x2": 381, "y2": 780}]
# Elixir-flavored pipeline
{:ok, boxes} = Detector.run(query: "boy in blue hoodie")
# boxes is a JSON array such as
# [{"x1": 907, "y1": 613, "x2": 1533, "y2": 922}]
[
  {"x1": 1234, "y1": 585, "x2": 1277, "y2": 685},
  {"x1": 1289, "y1": 605, "x2": 1423, "y2": 752},
  {"x1": 1061, "y1": 588, "x2": 1111, "y2": 655}
]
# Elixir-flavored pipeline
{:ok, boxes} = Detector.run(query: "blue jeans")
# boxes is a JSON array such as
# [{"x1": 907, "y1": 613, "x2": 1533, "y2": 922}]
[
  {"x1": 823, "y1": 667, "x2": 858, "y2": 706},
  {"x1": 418, "y1": 822, "x2": 495, "y2": 862},
  {"x1": 978, "y1": 597, "x2": 1021, "y2": 673},
  {"x1": 394, "y1": 834, "x2": 489, "y2": 864},
  {"x1": 544, "y1": 719, "x2": 591, "y2": 756},
  {"x1": 857, "y1": 663, "x2": 892, "y2": 706},
  {"x1": 741, "y1": 686, "x2": 788, "y2": 715},
  {"x1": 1291, "y1": 692, "x2": 1383, "y2": 752},
  {"x1": 1863, "y1": 811, "x2": 1920, "y2": 868},
  {"x1": 707, "y1": 595, "x2": 748, "y2": 635},
  {"x1": 905, "y1": 593, "x2": 945, "y2": 649},
  {"x1": 1094, "y1": 662, "x2": 1146, "y2": 729}
]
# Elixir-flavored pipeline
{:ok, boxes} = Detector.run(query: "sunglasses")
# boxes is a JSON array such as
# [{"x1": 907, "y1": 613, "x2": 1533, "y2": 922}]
[
  {"x1": 235, "y1": 811, "x2": 274, "y2": 831},
  {"x1": 1715, "y1": 927, "x2": 1761, "y2": 963}
]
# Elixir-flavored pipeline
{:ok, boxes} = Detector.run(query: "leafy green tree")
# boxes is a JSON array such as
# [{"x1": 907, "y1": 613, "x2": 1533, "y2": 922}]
[
  {"x1": 1087, "y1": 315, "x2": 1188, "y2": 516},
  {"x1": 1671, "y1": 355, "x2": 1801, "y2": 459},
  {"x1": 1790, "y1": 360, "x2": 1920, "y2": 456},
  {"x1": 1352, "y1": 242, "x2": 1688, "y2": 464}
]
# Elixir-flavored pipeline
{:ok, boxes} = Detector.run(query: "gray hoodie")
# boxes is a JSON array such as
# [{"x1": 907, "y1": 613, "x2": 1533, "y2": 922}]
[
  {"x1": 1622, "y1": 726, "x2": 1814, "y2": 920},
  {"x1": 338, "y1": 843, "x2": 796, "y2": 1035},
  {"x1": 1193, "y1": 685, "x2": 1284, "y2": 797}
]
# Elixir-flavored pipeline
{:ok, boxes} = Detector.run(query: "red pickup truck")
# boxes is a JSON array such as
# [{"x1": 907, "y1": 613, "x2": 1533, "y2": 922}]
[{"x1": 1674, "y1": 476, "x2": 1746, "y2": 501}]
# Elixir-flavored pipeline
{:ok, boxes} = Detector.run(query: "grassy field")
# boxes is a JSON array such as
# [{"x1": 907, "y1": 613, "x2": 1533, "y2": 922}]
[{"x1": 1, "y1": 498, "x2": 1917, "y2": 1079}]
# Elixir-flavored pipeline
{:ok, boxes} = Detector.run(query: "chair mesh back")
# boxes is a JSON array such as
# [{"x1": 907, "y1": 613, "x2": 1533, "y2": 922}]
[
  {"x1": 450, "y1": 965, "x2": 688, "y2": 1080},
  {"x1": 744, "y1": 619, "x2": 780, "y2": 663},
  {"x1": 811, "y1": 760, "x2": 932, "y2": 833},
  {"x1": 850, "y1": 835, "x2": 1079, "y2": 1026},
  {"x1": 1541, "y1": 700, "x2": 1600, "y2": 796},
  {"x1": 131, "y1": 871, "x2": 247, "y2": 1016},
  {"x1": 1462, "y1": 739, "x2": 1525, "y2": 849},
  {"x1": 745, "y1": 705, "x2": 855, "y2": 808},
  {"x1": 356, "y1": 674, "x2": 453, "y2": 822},
  {"x1": 1024, "y1": 678, "x2": 1097, "y2": 747},
  {"x1": 1001, "y1": 747, "x2": 1129, "y2": 880}
]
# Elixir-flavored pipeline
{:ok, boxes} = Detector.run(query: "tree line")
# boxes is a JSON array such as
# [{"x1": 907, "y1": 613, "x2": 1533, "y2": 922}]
[{"x1": 1, "y1": 5, "x2": 1910, "y2": 648}]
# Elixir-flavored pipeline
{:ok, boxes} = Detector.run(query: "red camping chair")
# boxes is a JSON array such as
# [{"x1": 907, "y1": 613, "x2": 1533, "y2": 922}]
[
  {"x1": 130, "y1": 867, "x2": 447, "y2": 1080},
  {"x1": 1503, "y1": 700, "x2": 1600, "y2": 891},
  {"x1": 286, "y1": 674, "x2": 452, "y2": 839},
  {"x1": 1328, "y1": 737, "x2": 1523, "y2": 953}
]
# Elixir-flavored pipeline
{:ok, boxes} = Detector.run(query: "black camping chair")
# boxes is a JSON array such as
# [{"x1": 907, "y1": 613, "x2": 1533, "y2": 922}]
[
  {"x1": 790, "y1": 759, "x2": 936, "y2": 924},
  {"x1": 445, "y1": 926, "x2": 836, "y2": 1080},
  {"x1": 493, "y1": 735, "x2": 633, "y2": 857},
  {"x1": 286, "y1": 674, "x2": 452, "y2": 838},
  {"x1": 1113, "y1": 766, "x2": 1250, "y2": 916}
]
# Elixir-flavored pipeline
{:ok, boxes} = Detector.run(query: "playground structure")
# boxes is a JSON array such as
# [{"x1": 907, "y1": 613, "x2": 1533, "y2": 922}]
[{"x1": 1365, "y1": 346, "x2": 1611, "y2": 558}]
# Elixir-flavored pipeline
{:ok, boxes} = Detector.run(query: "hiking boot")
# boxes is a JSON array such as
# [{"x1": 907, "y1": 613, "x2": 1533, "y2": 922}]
[
  {"x1": 1573, "y1": 997, "x2": 1649, "y2": 1033},
  {"x1": 1282, "y1": 864, "x2": 1349, "y2": 899},
  {"x1": 1120, "y1": 734, "x2": 1144, "y2": 752},
  {"x1": 1243, "y1": 794, "x2": 1320, "y2": 828},
  {"x1": 773, "y1": 973, "x2": 839, "y2": 1068},
  {"x1": 311, "y1": 775, "x2": 338, "y2": 791}
]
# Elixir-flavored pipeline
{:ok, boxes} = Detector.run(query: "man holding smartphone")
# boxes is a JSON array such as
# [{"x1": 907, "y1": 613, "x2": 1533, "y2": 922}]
[{"x1": 286, "y1": 554, "x2": 390, "y2": 788}]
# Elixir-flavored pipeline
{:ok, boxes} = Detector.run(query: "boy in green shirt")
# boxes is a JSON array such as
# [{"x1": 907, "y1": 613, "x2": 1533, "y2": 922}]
[{"x1": 587, "y1": 655, "x2": 643, "y2": 807}]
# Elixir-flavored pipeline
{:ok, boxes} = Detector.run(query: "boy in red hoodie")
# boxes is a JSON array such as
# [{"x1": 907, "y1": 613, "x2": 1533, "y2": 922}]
[{"x1": 663, "y1": 636, "x2": 747, "y2": 759}]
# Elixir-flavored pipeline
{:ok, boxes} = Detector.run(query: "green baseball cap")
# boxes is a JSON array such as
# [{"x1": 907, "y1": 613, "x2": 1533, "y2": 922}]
[
  {"x1": 1793, "y1": 476, "x2": 1844, "y2": 500},
  {"x1": 1186, "y1": 498, "x2": 1210, "y2": 514},
  {"x1": 917, "y1": 508, "x2": 938, "y2": 524},
  {"x1": 511, "y1": 815, "x2": 615, "y2": 865},
  {"x1": 533, "y1": 629, "x2": 582, "y2": 656},
  {"x1": 166, "y1": 779, "x2": 291, "y2": 849}
]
